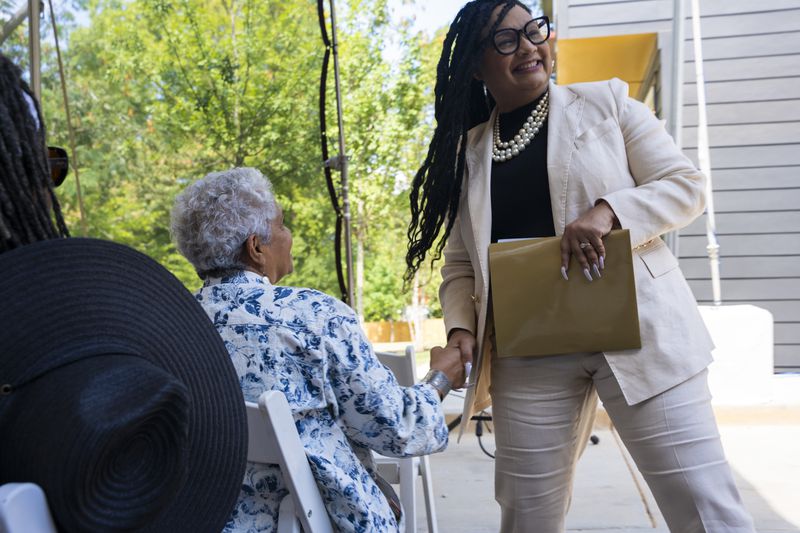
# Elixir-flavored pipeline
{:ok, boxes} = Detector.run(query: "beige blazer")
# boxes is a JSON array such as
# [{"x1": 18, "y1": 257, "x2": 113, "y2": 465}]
[{"x1": 440, "y1": 79, "x2": 714, "y2": 426}]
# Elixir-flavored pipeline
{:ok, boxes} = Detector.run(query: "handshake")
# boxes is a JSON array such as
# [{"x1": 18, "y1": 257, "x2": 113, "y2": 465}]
[{"x1": 425, "y1": 330, "x2": 476, "y2": 399}]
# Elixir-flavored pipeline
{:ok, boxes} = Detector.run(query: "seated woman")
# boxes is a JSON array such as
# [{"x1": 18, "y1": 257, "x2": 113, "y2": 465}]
[
  {"x1": 170, "y1": 167, "x2": 464, "y2": 532},
  {"x1": 0, "y1": 52, "x2": 247, "y2": 532}
]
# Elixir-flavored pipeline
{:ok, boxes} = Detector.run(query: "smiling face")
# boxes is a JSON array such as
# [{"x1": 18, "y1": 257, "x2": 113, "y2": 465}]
[{"x1": 475, "y1": 4, "x2": 553, "y2": 113}]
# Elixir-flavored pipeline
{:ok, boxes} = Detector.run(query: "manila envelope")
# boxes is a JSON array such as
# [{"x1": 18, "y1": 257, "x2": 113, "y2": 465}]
[{"x1": 489, "y1": 229, "x2": 641, "y2": 357}]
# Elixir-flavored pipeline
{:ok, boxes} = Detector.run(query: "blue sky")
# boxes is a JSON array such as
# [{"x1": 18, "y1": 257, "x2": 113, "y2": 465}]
[
  {"x1": 388, "y1": 0, "x2": 466, "y2": 36},
  {"x1": 13, "y1": 0, "x2": 468, "y2": 35},
  {"x1": 11, "y1": 0, "x2": 526, "y2": 41},
  {"x1": 387, "y1": 0, "x2": 540, "y2": 36}
]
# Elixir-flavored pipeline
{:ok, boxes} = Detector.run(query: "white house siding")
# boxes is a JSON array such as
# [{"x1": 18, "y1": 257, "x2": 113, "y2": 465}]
[{"x1": 554, "y1": 0, "x2": 800, "y2": 371}]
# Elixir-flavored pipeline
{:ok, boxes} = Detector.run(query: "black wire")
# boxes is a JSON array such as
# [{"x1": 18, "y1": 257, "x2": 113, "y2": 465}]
[
  {"x1": 451, "y1": 408, "x2": 596, "y2": 459},
  {"x1": 474, "y1": 412, "x2": 495, "y2": 459},
  {"x1": 447, "y1": 414, "x2": 462, "y2": 433},
  {"x1": 448, "y1": 411, "x2": 496, "y2": 459},
  {"x1": 477, "y1": 433, "x2": 495, "y2": 459},
  {"x1": 317, "y1": 0, "x2": 348, "y2": 304}
]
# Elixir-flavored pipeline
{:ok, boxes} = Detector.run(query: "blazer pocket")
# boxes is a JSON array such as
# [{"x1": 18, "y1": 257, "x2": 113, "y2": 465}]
[
  {"x1": 637, "y1": 239, "x2": 679, "y2": 278},
  {"x1": 574, "y1": 117, "x2": 618, "y2": 150}
]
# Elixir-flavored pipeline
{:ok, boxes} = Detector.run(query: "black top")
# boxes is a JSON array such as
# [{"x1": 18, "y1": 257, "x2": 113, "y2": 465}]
[{"x1": 490, "y1": 94, "x2": 555, "y2": 243}]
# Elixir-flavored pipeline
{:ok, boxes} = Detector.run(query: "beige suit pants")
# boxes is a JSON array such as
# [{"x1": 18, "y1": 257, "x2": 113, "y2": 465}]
[{"x1": 490, "y1": 352, "x2": 755, "y2": 533}]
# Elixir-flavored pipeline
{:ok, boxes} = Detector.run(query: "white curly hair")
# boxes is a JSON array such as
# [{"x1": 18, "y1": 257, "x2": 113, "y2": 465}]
[{"x1": 170, "y1": 167, "x2": 278, "y2": 277}]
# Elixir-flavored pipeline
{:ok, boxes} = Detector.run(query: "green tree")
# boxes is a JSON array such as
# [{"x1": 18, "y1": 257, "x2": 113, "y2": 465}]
[
  {"x1": 53, "y1": 0, "x2": 333, "y2": 290},
  {"x1": 332, "y1": 6, "x2": 444, "y2": 320},
  {"x1": 11, "y1": 0, "x2": 447, "y2": 320}
]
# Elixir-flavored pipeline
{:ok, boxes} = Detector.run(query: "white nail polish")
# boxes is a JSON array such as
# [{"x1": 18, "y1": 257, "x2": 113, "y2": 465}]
[
  {"x1": 561, "y1": 266, "x2": 569, "y2": 280},
  {"x1": 599, "y1": 255, "x2": 605, "y2": 269},
  {"x1": 583, "y1": 268, "x2": 593, "y2": 282},
  {"x1": 592, "y1": 264, "x2": 602, "y2": 278}
]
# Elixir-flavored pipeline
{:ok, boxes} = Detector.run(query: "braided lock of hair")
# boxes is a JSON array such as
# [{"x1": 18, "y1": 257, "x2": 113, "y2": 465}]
[
  {"x1": 405, "y1": 0, "x2": 530, "y2": 284},
  {"x1": 0, "y1": 54, "x2": 69, "y2": 253}
]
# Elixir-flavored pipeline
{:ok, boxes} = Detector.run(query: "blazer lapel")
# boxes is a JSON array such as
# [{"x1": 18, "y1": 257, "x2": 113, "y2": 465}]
[
  {"x1": 546, "y1": 82, "x2": 583, "y2": 235},
  {"x1": 465, "y1": 109, "x2": 496, "y2": 287},
  {"x1": 464, "y1": 83, "x2": 583, "y2": 281}
]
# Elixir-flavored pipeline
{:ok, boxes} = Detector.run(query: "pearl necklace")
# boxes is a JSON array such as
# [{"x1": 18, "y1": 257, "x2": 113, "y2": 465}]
[{"x1": 492, "y1": 92, "x2": 549, "y2": 163}]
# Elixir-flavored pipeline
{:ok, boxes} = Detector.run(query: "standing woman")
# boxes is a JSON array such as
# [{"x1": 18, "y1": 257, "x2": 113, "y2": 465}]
[{"x1": 405, "y1": 1, "x2": 754, "y2": 532}]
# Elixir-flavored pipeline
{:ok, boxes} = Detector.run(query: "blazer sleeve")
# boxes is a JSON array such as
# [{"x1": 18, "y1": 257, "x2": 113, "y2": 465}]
[
  {"x1": 439, "y1": 205, "x2": 478, "y2": 337},
  {"x1": 598, "y1": 78, "x2": 707, "y2": 248}
]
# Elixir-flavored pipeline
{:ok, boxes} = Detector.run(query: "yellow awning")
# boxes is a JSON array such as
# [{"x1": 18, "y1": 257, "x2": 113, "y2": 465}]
[{"x1": 556, "y1": 33, "x2": 658, "y2": 102}]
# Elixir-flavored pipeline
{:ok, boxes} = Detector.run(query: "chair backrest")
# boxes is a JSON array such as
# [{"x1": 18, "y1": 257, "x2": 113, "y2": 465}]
[
  {"x1": 246, "y1": 391, "x2": 333, "y2": 533},
  {"x1": 0, "y1": 483, "x2": 57, "y2": 533},
  {"x1": 375, "y1": 345, "x2": 417, "y2": 387},
  {"x1": 373, "y1": 346, "x2": 440, "y2": 533}
]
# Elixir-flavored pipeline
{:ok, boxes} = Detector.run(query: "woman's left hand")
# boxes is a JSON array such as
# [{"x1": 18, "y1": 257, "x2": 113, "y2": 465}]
[{"x1": 560, "y1": 200, "x2": 619, "y2": 281}]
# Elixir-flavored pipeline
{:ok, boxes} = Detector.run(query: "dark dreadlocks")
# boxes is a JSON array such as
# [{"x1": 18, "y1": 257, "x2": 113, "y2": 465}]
[
  {"x1": 0, "y1": 53, "x2": 69, "y2": 253},
  {"x1": 404, "y1": 0, "x2": 529, "y2": 283}
]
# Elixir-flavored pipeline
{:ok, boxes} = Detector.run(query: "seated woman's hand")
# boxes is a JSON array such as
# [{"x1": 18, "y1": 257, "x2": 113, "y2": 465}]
[
  {"x1": 560, "y1": 200, "x2": 620, "y2": 281},
  {"x1": 430, "y1": 345, "x2": 467, "y2": 390}
]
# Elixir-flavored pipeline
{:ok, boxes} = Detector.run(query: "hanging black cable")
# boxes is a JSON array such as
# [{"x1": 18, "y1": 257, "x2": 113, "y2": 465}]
[
  {"x1": 48, "y1": 0, "x2": 87, "y2": 236},
  {"x1": 474, "y1": 412, "x2": 495, "y2": 459},
  {"x1": 317, "y1": 0, "x2": 348, "y2": 304}
]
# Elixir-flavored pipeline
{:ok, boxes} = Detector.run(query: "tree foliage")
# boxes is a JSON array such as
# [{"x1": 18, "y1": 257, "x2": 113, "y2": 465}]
[{"x1": 8, "y1": 0, "x2": 445, "y2": 319}]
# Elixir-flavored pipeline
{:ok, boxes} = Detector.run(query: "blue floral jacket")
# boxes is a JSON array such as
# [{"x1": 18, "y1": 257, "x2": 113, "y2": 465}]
[{"x1": 195, "y1": 270, "x2": 448, "y2": 532}]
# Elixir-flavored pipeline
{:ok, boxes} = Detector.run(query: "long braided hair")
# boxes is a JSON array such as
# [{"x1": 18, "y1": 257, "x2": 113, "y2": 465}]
[
  {"x1": 0, "y1": 53, "x2": 69, "y2": 253},
  {"x1": 405, "y1": 0, "x2": 529, "y2": 283}
]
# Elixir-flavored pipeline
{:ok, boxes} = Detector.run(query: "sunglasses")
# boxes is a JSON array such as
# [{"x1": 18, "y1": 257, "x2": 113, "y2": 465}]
[{"x1": 47, "y1": 146, "x2": 69, "y2": 187}]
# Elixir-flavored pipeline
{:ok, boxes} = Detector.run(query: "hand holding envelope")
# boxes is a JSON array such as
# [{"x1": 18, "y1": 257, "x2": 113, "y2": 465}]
[{"x1": 489, "y1": 229, "x2": 642, "y2": 358}]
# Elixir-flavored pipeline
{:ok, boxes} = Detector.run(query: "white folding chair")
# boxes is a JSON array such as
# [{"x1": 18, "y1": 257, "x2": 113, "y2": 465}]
[
  {"x1": 246, "y1": 391, "x2": 334, "y2": 533},
  {"x1": 0, "y1": 483, "x2": 57, "y2": 533},
  {"x1": 374, "y1": 345, "x2": 439, "y2": 533}
]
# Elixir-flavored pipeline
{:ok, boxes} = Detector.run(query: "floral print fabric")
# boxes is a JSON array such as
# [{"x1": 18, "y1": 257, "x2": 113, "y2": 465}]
[{"x1": 196, "y1": 270, "x2": 447, "y2": 532}]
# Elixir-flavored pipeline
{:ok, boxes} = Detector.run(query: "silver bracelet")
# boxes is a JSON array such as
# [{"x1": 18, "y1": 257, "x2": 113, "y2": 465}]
[{"x1": 421, "y1": 369, "x2": 452, "y2": 400}]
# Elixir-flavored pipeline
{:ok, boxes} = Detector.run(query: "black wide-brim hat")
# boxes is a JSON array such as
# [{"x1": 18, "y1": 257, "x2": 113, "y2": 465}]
[{"x1": 0, "y1": 238, "x2": 247, "y2": 532}]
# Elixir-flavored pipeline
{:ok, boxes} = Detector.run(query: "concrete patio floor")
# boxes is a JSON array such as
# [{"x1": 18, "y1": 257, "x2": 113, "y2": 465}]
[{"x1": 405, "y1": 386, "x2": 800, "y2": 532}]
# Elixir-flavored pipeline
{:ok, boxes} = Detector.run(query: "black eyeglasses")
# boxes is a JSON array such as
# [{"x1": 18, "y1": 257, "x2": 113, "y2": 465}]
[
  {"x1": 491, "y1": 16, "x2": 550, "y2": 55},
  {"x1": 47, "y1": 146, "x2": 69, "y2": 187}
]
